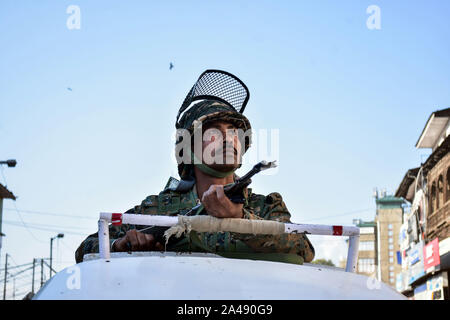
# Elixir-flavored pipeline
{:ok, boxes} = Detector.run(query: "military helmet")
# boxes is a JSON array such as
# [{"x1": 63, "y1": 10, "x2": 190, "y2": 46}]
[
  {"x1": 175, "y1": 70, "x2": 252, "y2": 179},
  {"x1": 177, "y1": 99, "x2": 251, "y2": 144}
]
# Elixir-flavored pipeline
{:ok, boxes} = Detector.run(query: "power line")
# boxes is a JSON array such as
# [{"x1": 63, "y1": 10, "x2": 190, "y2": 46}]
[
  {"x1": 8, "y1": 254, "x2": 28, "y2": 269},
  {"x1": 3, "y1": 219, "x2": 92, "y2": 231},
  {"x1": 0, "y1": 255, "x2": 34, "y2": 285},
  {"x1": 1, "y1": 256, "x2": 54, "y2": 299},
  {"x1": 1, "y1": 273, "x2": 33, "y2": 286},
  {"x1": 3, "y1": 221, "x2": 90, "y2": 236},
  {"x1": 0, "y1": 273, "x2": 32, "y2": 284},
  {"x1": 10, "y1": 202, "x2": 47, "y2": 243},
  {"x1": 60, "y1": 239, "x2": 76, "y2": 252},
  {"x1": 0, "y1": 169, "x2": 94, "y2": 241},
  {"x1": 11, "y1": 282, "x2": 32, "y2": 292},
  {"x1": 3, "y1": 208, "x2": 96, "y2": 221},
  {"x1": 9, "y1": 266, "x2": 33, "y2": 278},
  {"x1": 0, "y1": 171, "x2": 48, "y2": 244},
  {"x1": 3, "y1": 256, "x2": 32, "y2": 282},
  {"x1": 0, "y1": 262, "x2": 33, "y2": 272},
  {"x1": 301, "y1": 208, "x2": 373, "y2": 222},
  {"x1": 18, "y1": 283, "x2": 34, "y2": 292}
]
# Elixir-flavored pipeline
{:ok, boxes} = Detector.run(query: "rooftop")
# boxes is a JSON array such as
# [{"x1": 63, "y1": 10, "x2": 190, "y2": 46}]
[
  {"x1": 416, "y1": 108, "x2": 450, "y2": 149},
  {"x1": 421, "y1": 134, "x2": 450, "y2": 175},
  {"x1": 376, "y1": 195, "x2": 405, "y2": 210},
  {"x1": 0, "y1": 183, "x2": 16, "y2": 200},
  {"x1": 395, "y1": 167, "x2": 420, "y2": 202},
  {"x1": 357, "y1": 221, "x2": 376, "y2": 228}
]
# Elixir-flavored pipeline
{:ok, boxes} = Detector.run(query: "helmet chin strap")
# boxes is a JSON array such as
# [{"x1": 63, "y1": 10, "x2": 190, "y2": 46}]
[{"x1": 190, "y1": 150, "x2": 237, "y2": 178}]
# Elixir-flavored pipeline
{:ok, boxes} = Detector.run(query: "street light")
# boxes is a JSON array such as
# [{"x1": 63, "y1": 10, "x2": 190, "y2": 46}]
[
  {"x1": 0, "y1": 160, "x2": 17, "y2": 168},
  {"x1": 50, "y1": 233, "x2": 64, "y2": 278}
]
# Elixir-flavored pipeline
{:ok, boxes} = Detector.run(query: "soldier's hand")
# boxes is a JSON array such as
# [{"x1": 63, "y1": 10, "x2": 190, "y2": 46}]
[
  {"x1": 202, "y1": 184, "x2": 244, "y2": 218},
  {"x1": 112, "y1": 229, "x2": 164, "y2": 252}
]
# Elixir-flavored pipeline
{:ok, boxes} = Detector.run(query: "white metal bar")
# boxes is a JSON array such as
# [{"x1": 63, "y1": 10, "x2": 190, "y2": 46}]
[
  {"x1": 100, "y1": 213, "x2": 360, "y2": 236},
  {"x1": 98, "y1": 219, "x2": 110, "y2": 260},
  {"x1": 284, "y1": 223, "x2": 359, "y2": 236},
  {"x1": 98, "y1": 213, "x2": 360, "y2": 272},
  {"x1": 125, "y1": 214, "x2": 177, "y2": 226},
  {"x1": 100, "y1": 212, "x2": 178, "y2": 226},
  {"x1": 346, "y1": 235, "x2": 360, "y2": 273}
]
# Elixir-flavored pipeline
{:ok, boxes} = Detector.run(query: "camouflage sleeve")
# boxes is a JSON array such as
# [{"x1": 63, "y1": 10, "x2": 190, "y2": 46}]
[
  {"x1": 74, "y1": 194, "x2": 173, "y2": 263},
  {"x1": 235, "y1": 192, "x2": 315, "y2": 262}
]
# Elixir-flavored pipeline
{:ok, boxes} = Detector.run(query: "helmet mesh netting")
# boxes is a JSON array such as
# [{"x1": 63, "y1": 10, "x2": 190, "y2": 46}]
[{"x1": 176, "y1": 70, "x2": 249, "y2": 125}]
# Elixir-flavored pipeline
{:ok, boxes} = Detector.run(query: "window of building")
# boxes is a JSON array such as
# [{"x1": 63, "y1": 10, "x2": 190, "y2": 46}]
[
  {"x1": 389, "y1": 272, "x2": 395, "y2": 282},
  {"x1": 446, "y1": 167, "x2": 450, "y2": 203},
  {"x1": 390, "y1": 278, "x2": 394, "y2": 283},
  {"x1": 358, "y1": 258, "x2": 375, "y2": 273},
  {"x1": 388, "y1": 224, "x2": 393, "y2": 230},
  {"x1": 360, "y1": 227, "x2": 374, "y2": 234},
  {"x1": 359, "y1": 241, "x2": 375, "y2": 251},
  {"x1": 388, "y1": 230, "x2": 393, "y2": 236},
  {"x1": 388, "y1": 237, "x2": 393, "y2": 244},
  {"x1": 430, "y1": 181, "x2": 436, "y2": 213},
  {"x1": 438, "y1": 175, "x2": 444, "y2": 209},
  {"x1": 389, "y1": 251, "x2": 394, "y2": 257},
  {"x1": 389, "y1": 258, "x2": 394, "y2": 264},
  {"x1": 389, "y1": 244, "x2": 394, "y2": 250},
  {"x1": 389, "y1": 266, "x2": 394, "y2": 271}
]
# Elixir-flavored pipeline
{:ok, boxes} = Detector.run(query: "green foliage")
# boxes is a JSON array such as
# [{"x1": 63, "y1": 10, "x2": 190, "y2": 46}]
[{"x1": 311, "y1": 259, "x2": 335, "y2": 267}]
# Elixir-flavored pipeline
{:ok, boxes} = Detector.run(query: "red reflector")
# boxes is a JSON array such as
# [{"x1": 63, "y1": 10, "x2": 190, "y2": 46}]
[
  {"x1": 112, "y1": 213, "x2": 123, "y2": 226},
  {"x1": 332, "y1": 226, "x2": 343, "y2": 236}
]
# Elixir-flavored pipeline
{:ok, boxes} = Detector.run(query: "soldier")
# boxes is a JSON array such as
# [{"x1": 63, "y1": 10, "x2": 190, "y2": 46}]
[{"x1": 75, "y1": 70, "x2": 314, "y2": 264}]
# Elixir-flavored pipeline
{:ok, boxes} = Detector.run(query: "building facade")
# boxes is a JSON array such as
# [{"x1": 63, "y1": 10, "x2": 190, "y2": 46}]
[
  {"x1": 354, "y1": 220, "x2": 377, "y2": 277},
  {"x1": 351, "y1": 194, "x2": 404, "y2": 287},
  {"x1": 375, "y1": 195, "x2": 404, "y2": 286},
  {"x1": 395, "y1": 108, "x2": 450, "y2": 300},
  {"x1": 426, "y1": 150, "x2": 450, "y2": 242}
]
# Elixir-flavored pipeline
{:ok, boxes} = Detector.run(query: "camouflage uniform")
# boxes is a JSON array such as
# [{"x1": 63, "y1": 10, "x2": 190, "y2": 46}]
[
  {"x1": 76, "y1": 71, "x2": 315, "y2": 264},
  {"x1": 75, "y1": 177, "x2": 315, "y2": 264}
]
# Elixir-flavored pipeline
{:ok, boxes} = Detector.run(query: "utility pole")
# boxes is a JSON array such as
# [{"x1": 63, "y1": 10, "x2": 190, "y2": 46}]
[
  {"x1": 0, "y1": 159, "x2": 17, "y2": 269},
  {"x1": 31, "y1": 258, "x2": 36, "y2": 293},
  {"x1": 50, "y1": 233, "x2": 64, "y2": 278},
  {"x1": 40, "y1": 259, "x2": 44, "y2": 288},
  {"x1": 3, "y1": 253, "x2": 8, "y2": 300},
  {"x1": 50, "y1": 239, "x2": 53, "y2": 279},
  {"x1": 0, "y1": 197, "x2": 3, "y2": 270}
]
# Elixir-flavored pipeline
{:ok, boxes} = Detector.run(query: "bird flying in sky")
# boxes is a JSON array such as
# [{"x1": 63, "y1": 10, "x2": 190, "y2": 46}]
[
  {"x1": 67, "y1": 87, "x2": 72, "y2": 91},
  {"x1": 169, "y1": 62, "x2": 174, "y2": 70}
]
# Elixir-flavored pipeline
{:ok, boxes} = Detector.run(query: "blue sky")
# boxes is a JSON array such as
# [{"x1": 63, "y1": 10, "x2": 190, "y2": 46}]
[{"x1": 0, "y1": 0, "x2": 449, "y2": 294}]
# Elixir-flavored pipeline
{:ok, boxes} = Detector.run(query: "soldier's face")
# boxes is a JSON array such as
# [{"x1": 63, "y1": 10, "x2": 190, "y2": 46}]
[{"x1": 199, "y1": 120, "x2": 242, "y2": 171}]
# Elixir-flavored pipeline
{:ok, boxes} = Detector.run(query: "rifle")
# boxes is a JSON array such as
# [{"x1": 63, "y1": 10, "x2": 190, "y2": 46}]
[
  {"x1": 223, "y1": 160, "x2": 277, "y2": 203},
  {"x1": 135, "y1": 160, "x2": 277, "y2": 247}
]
